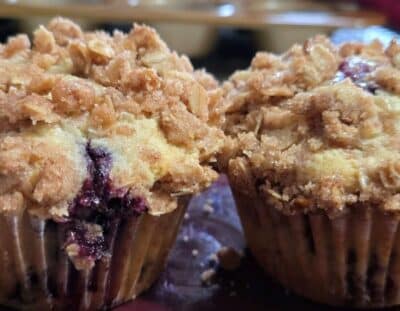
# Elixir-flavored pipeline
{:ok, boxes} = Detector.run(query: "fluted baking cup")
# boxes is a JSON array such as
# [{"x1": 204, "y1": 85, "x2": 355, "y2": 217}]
[
  {"x1": 233, "y1": 190, "x2": 400, "y2": 308},
  {"x1": 0, "y1": 198, "x2": 187, "y2": 311}
]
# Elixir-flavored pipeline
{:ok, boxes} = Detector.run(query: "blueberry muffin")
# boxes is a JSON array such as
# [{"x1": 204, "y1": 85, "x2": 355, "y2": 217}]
[
  {"x1": 0, "y1": 18, "x2": 224, "y2": 310},
  {"x1": 220, "y1": 36, "x2": 400, "y2": 307}
]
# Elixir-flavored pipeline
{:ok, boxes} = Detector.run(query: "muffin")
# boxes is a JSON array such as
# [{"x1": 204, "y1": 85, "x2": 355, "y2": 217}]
[
  {"x1": 220, "y1": 36, "x2": 400, "y2": 308},
  {"x1": 0, "y1": 18, "x2": 224, "y2": 310}
]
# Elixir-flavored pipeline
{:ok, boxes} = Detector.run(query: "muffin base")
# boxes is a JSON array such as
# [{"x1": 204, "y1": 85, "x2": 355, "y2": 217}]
[
  {"x1": 0, "y1": 199, "x2": 187, "y2": 310},
  {"x1": 233, "y1": 191, "x2": 400, "y2": 308}
]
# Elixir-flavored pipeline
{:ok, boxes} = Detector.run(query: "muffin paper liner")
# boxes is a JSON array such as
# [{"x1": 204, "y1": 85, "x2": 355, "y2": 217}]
[
  {"x1": 0, "y1": 198, "x2": 188, "y2": 310},
  {"x1": 233, "y1": 191, "x2": 400, "y2": 308}
]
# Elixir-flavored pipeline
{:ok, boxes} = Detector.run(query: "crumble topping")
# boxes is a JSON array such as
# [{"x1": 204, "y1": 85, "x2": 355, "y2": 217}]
[
  {"x1": 221, "y1": 36, "x2": 400, "y2": 216},
  {"x1": 0, "y1": 18, "x2": 224, "y2": 217},
  {"x1": 0, "y1": 18, "x2": 224, "y2": 268}
]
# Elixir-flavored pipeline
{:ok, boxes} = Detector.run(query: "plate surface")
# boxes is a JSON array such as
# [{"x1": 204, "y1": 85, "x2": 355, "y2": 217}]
[{"x1": 116, "y1": 176, "x2": 355, "y2": 311}]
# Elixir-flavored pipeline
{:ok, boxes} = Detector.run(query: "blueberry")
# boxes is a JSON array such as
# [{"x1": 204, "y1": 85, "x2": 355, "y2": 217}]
[
  {"x1": 335, "y1": 57, "x2": 379, "y2": 93},
  {"x1": 63, "y1": 142, "x2": 148, "y2": 264}
]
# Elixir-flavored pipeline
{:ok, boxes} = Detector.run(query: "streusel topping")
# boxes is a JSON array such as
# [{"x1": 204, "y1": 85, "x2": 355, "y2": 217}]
[
  {"x1": 221, "y1": 36, "x2": 400, "y2": 216},
  {"x1": 0, "y1": 18, "x2": 224, "y2": 219}
]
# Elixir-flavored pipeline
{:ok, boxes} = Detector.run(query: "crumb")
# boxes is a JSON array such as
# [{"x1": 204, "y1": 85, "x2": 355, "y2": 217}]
[
  {"x1": 208, "y1": 253, "x2": 218, "y2": 262},
  {"x1": 217, "y1": 246, "x2": 242, "y2": 271},
  {"x1": 201, "y1": 268, "x2": 216, "y2": 284},
  {"x1": 184, "y1": 213, "x2": 190, "y2": 220},
  {"x1": 192, "y1": 249, "x2": 199, "y2": 257},
  {"x1": 203, "y1": 202, "x2": 214, "y2": 213},
  {"x1": 182, "y1": 235, "x2": 189, "y2": 242}
]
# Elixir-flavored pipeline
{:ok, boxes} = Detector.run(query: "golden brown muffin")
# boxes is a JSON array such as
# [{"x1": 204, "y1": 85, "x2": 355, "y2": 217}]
[
  {"x1": 0, "y1": 17, "x2": 223, "y2": 310},
  {"x1": 220, "y1": 36, "x2": 400, "y2": 308}
]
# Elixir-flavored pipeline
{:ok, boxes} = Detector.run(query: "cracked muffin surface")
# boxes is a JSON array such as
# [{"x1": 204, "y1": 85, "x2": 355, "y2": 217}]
[
  {"x1": 220, "y1": 36, "x2": 400, "y2": 217},
  {"x1": 0, "y1": 18, "x2": 224, "y2": 269}
]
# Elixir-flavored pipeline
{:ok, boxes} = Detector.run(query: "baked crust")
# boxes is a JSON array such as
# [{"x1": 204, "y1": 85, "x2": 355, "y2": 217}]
[
  {"x1": 0, "y1": 18, "x2": 224, "y2": 219},
  {"x1": 221, "y1": 36, "x2": 400, "y2": 216}
]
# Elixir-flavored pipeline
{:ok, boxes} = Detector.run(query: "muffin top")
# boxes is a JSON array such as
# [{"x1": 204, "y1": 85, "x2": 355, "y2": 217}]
[
  {"x1": 0, "y1": 18, "x2": 224, "y2": 221},
  {"x1": 221, "y1": 36, "x2": 400, "y2": 216}
]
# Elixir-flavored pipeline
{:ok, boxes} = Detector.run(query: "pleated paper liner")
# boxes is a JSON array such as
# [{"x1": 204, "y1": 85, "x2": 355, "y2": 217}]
[
  {"x1": 233, "y1": 190, "x2": 400, "y2": 308},
  {"x1": 0, "y1": 198, "x2": 188, "y2": 311}
]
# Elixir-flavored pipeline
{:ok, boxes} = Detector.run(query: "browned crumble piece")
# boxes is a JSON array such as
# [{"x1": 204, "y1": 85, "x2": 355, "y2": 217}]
[{"x1": 201, "y1": 268, "x2": 216, "y2": 285}]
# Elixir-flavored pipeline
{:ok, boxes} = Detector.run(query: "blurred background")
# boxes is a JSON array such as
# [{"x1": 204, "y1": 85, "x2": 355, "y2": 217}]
[{"x1": 0, "y1": 0, "x2": 398, "y2": 79}]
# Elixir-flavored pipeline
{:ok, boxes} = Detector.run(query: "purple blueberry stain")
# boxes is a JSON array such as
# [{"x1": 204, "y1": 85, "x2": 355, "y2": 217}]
[
  {"x1": 335, "y1": 56, "x2": 379, "y2": 93},
  {"x1": 62, "y1": 142, "x2": 148, "y2": 265},
  {"x1": 64, "y1": 221, "x2": 106, "y2": 260}
]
